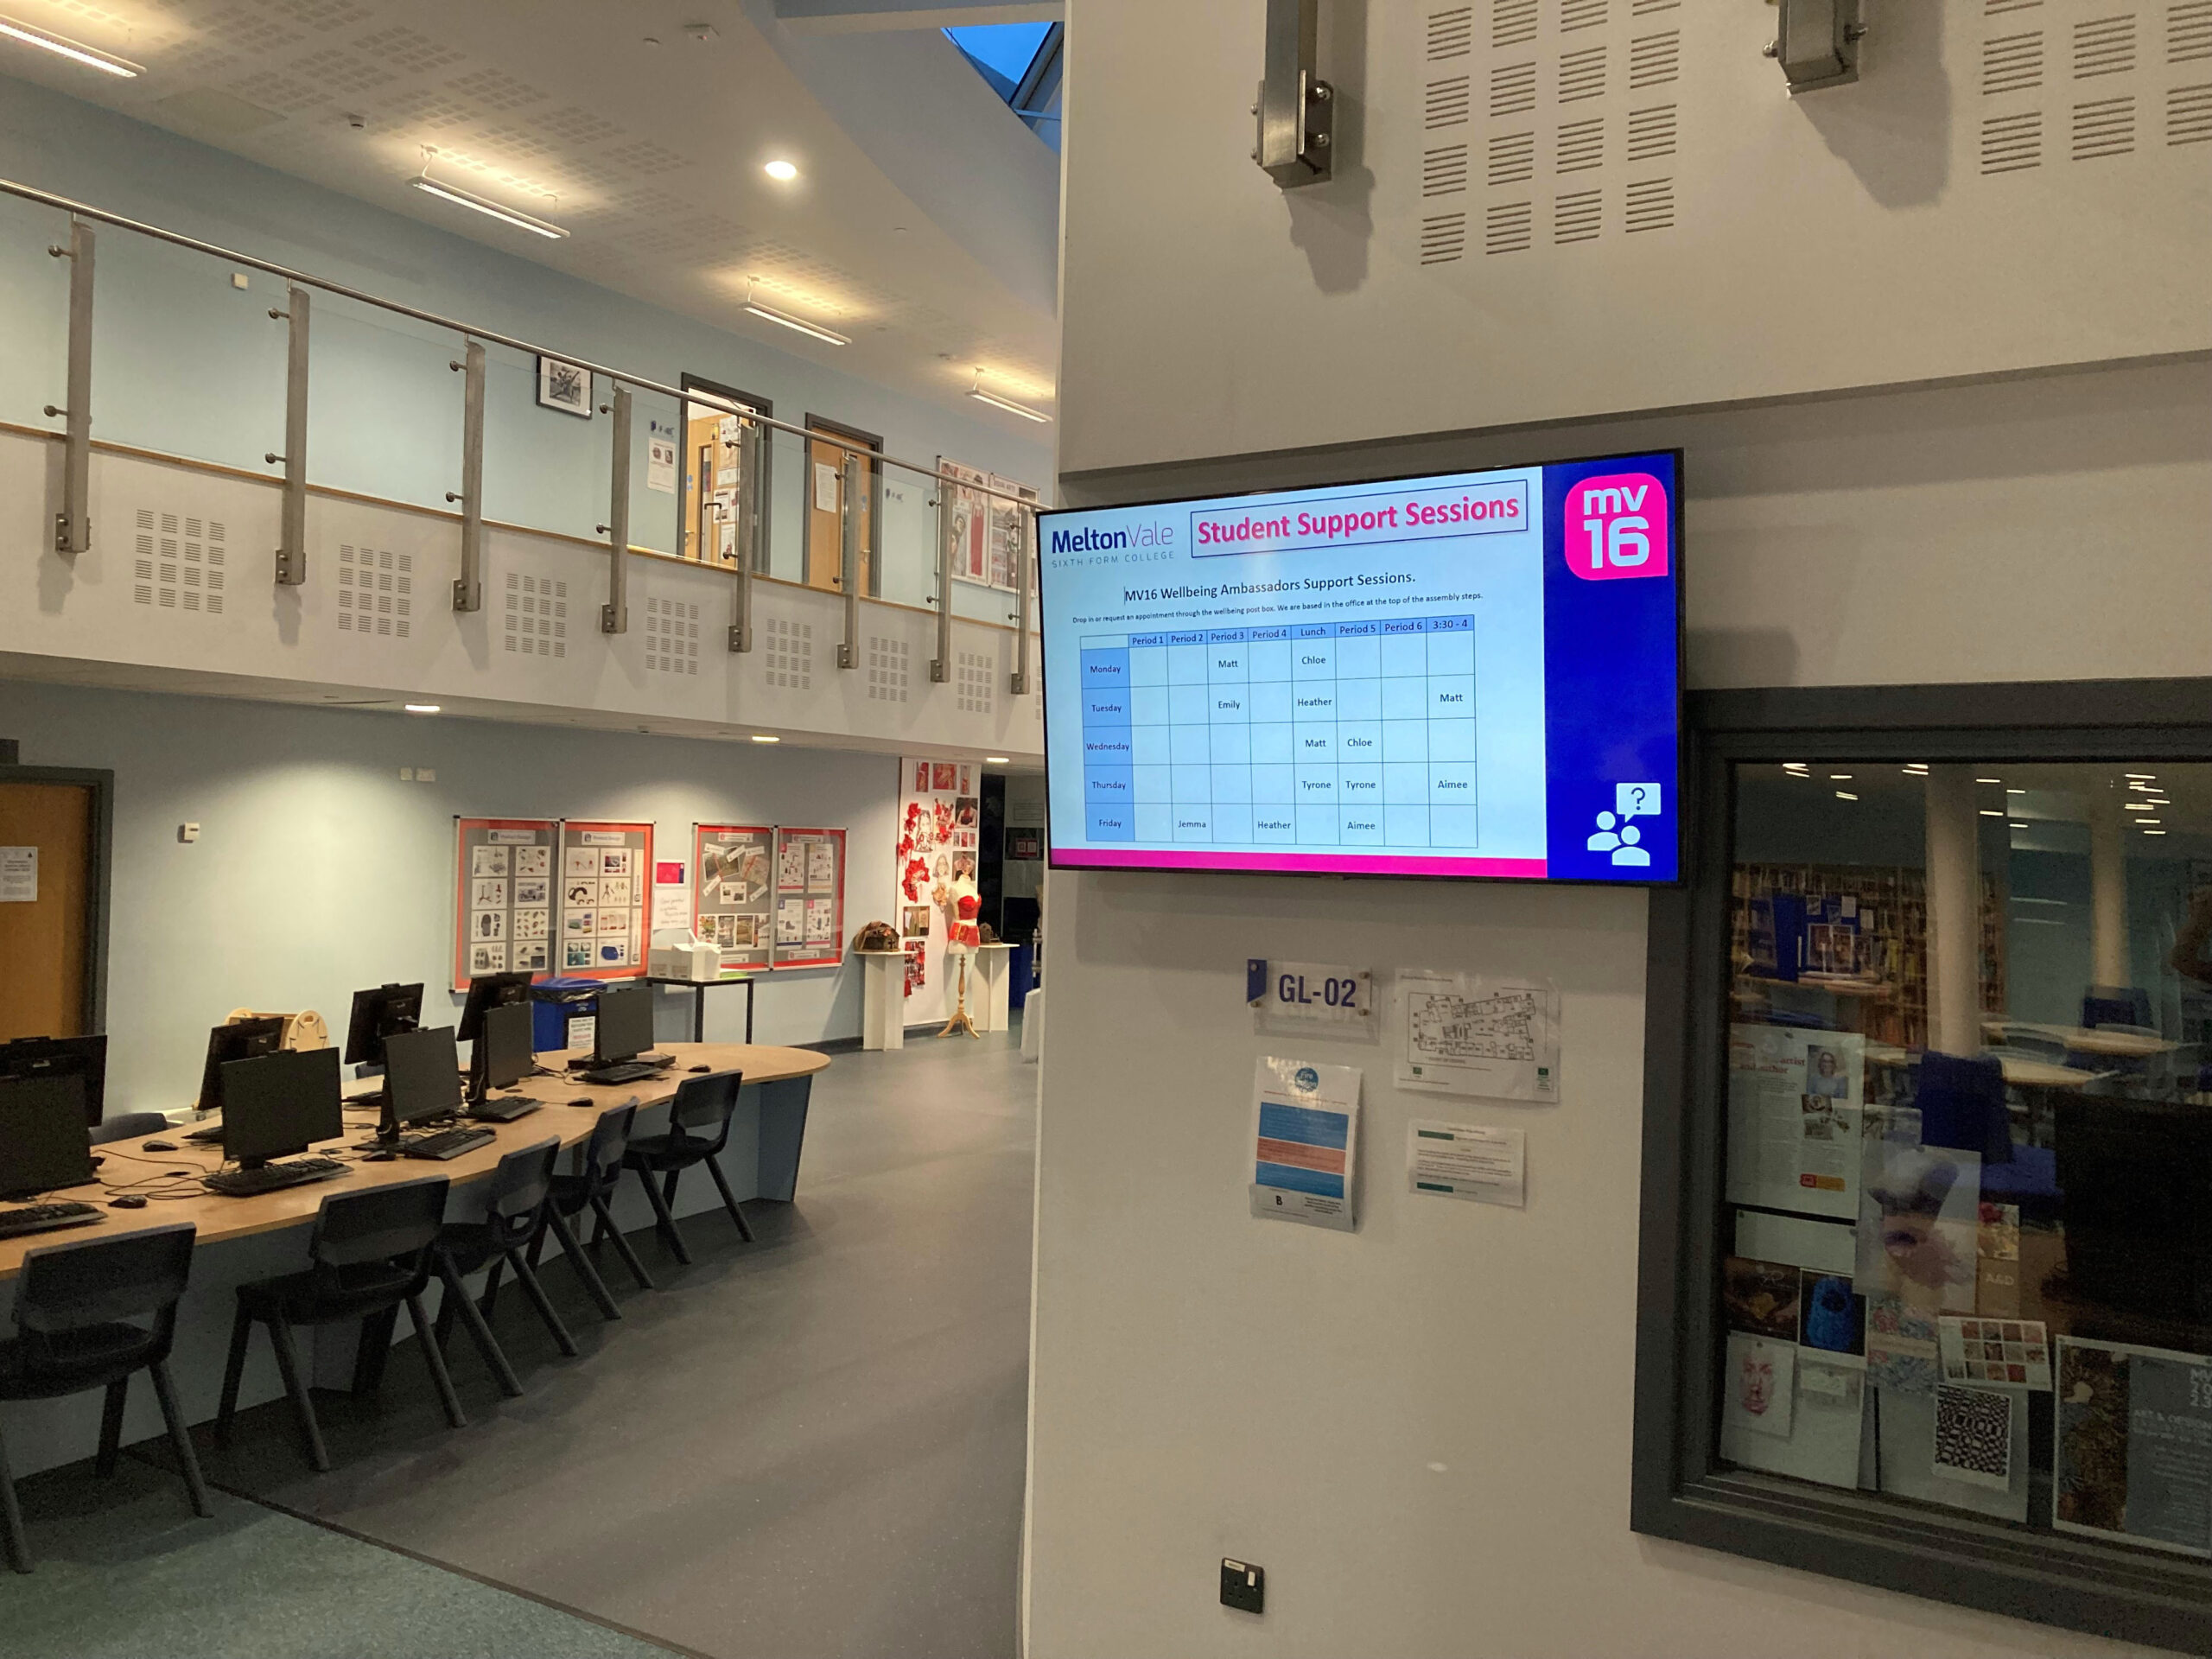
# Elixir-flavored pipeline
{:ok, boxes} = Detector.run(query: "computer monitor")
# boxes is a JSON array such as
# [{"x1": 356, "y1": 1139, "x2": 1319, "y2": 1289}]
[
  {"x1": 0, "y1": 1033, "x2": 106, "y2": 1128},
  {"x1": 2055, "y1": 1096, "x2": 2212, "y2": 1321},
  {"x1": 221, "y1": 1047, "x2": 343, "y2": 1170},
  {"x1": 457, "y1": 970, "x2": 536, "y2": 1044},
  {"x1": 383, "y1": 1025, "x2": 463, "y2": 1132},
  {"x1": 474, "y1": 1000, "x2": 535, "y2": 1096},
  {"x1": 594, "y1": 983, "x2": 654, "y2": 1065},
  {"x1": 196, "y1": 1015, "x2": 288, "y2": 1114},
  {"x1": 343, "y1": 982, "x2": 424, "y2": 1069},
  {"x1": 0, "y1": 1074, "x2": 96, "y2": 1198}
]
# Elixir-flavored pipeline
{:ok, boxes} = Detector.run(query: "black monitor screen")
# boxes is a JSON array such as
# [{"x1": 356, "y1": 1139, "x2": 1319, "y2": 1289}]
[
  {"x1": 197, "y1": 1017, "x2": 287, "y2": 1114},
  {"x1": 0, "y1": 1075, "x2": 96, "y2": 1197},
  {"x1": 477, "y1": 1000, "x2": 535, "y2": 1091},
  {"x1": 385, "y1": 1026, "x2": 462, "y2": 1127},
  {"x1": 0, "y1": 1033, "x2": 106, "y2": 1128},
  {"x1": 458, "y1": 971, "x2": 536, "y2": 1043},
  {"x1": 594, "y1": 984, "x2": 654, "y2": 1065},
  {"x1": 344, "y1": 983, "x2": 424, "y2": 1067},
  {"x1": 221, "y1": 1047, "x2": 342, "y2": 1167}
]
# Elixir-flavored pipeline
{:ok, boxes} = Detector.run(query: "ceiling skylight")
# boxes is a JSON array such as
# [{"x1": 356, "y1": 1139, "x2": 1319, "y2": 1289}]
[{"x1": 944, "y1": 22, "x2": 1062, "y2": 148}]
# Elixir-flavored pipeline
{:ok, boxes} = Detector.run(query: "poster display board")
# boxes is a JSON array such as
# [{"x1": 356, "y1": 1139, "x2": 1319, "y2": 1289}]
[
  {"x1": 772, "y1": 827, "x2": 846, "y2": 969},
  {"x1": 556, "y1": 820, "x2": 653, "y2": 980},
  {"x1": 692, "y1": 824, "x2": 774, "y2": 974},
  {"x1": 899, "y1": 757, "x2": 978, "y2": 1010},
  {"x1": 986, "y1": 473, "x2": 1038, "y2": 592},
  {"x1": 453, "y1": 818, "x2": 559, "y2": 988},
  {"x1": 939, "y1": 461, "x2": 1035, "y2": 592}
]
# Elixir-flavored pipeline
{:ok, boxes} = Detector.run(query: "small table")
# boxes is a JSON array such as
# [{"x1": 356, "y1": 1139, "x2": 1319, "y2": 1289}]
[{"x1": 647, "y1": 974, "x2": 757, "y2": 1044}]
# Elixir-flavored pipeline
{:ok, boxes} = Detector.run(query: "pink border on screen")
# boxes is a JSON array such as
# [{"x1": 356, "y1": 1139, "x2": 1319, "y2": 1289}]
[{"x1": 1061, "y1": 848, "x2": 1549, "y2": 880}]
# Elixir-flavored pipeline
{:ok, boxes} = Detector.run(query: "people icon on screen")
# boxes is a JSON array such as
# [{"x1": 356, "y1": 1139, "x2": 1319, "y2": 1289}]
[{"x1": 1589, "y1": 809, "x2": 1651, "y2": 866}]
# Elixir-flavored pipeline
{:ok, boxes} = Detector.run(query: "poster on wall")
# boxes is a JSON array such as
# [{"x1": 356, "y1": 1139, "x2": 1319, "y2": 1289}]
[
  {"x1": 986, "y1": 474, "x2": 1039, "y2": 592},
  {"x1": 452, "y1": 818, "x2": 559, "y2": 989},
  {"x1": 693, "y1": 823, "x2": 774, "y2": 974},
  {"x1": 938, "y1": 460, "x2": 991, "y2": 588},
  {"x1": 772, "y1": 827, "x2": 846, "y2": 969},
  {"x1": 899, "y1": 756, "x2": 976, "y2": 1008},
  {"x1": 556, "y1": 820, "x2": 654, "y2": 980}
]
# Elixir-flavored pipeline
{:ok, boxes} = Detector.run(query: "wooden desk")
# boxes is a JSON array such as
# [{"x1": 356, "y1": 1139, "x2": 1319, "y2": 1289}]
[
  {"x1": 0, "y1": 1042, "x2": 829, "y2": 1281},
  {"x1": 1982, "y1": 1019, "x2": 2179, "y2": 1059}
]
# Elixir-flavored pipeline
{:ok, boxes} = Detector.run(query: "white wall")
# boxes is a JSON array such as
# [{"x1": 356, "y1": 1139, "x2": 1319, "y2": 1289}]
[
  {"x1": 1023, "y1": 360, "x2": 2208, "y2": 1659},
  {"x1": 1057, "y1": 0, "x2": 2210, "y2": 474},
  {"x1": 0, "y1": 679, "x2": 902, "y2": 1112}
]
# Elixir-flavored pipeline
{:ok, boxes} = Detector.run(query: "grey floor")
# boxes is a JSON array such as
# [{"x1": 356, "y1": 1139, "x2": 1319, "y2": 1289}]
[{"x1": 0, "y1": 1030, "x2": 1038, "y2": 1659}]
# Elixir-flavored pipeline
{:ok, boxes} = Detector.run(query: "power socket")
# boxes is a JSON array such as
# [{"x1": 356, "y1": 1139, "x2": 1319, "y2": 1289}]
[{"x1": 1220, "y1": 1558, "x2": 1264, "y2": 1615}]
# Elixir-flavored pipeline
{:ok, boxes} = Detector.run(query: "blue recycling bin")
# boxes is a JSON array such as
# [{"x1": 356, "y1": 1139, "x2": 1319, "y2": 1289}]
[
  {"x1": 531, "y1": 977, "x2": 599, "y2": 1053},
  {"x1": 1008, "y1": 943, "x2": 1035, "y2": 1004}
]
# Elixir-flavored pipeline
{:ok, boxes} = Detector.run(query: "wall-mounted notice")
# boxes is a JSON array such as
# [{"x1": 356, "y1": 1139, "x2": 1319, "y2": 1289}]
[
  {"x1": 452, "y1": 818, "x2": 558, "y2": 988},
  {"x1": 1250, "y1": 1056, "x2": 1361, "y2": 1232},
  {"x1": 1395, "y1": 972, "x2": 1560, "y2": 1101},
  {"x1": 693, "y1": 824, "x2": 773, "y2": 974},
  {"x1": 2054, "y1": 1338, "x2": 2212, "y2": 1558},
  {"x1": 557, "y1": 820, "x2": 653, "y2": 980},
  {"x1": 0, "y1": 846, "x2": 35, "y2": 903},
  {"x1": 1407, "y1": 1120, "x2": 1526, "y2": 1207},
  {"x1": 1726, "y1": 1024, "x2": 1866, "y2": 1220},
  {"x1": 772, "y1": 826, "x2": 845, "y2": 969},
  {"x1": 1248, "y1": 959, "x2": 1374, "y2": 1040}
]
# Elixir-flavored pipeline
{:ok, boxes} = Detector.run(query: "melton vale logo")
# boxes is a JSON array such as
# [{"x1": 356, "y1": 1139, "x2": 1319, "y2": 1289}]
[{"x1": 1565, "y1": 473, "x2": 1669, "y2": 582}]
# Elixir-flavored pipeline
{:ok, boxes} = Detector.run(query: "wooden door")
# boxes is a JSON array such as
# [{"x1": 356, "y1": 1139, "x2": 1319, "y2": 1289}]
[
  {"x1": 0, "y1": 781, "x2": 95, "y2": 1040},
  {"x1": 805, "y1": 429, "x2": 874, "y2": 595}
]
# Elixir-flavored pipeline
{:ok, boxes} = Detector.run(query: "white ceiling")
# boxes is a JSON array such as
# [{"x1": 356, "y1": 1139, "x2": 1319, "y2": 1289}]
[{"x1": 0, "y1": 0, "x2": 1061, "y2": 417}]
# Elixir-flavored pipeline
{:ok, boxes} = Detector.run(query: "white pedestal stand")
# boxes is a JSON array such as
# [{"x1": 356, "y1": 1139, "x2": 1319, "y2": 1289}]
[
  {"x1": 972, "y1": 942, "x2": 1016, "y2": 1033},
  {"x1": 857, "y1": 950, "x2": 906, "y2": 1051}
]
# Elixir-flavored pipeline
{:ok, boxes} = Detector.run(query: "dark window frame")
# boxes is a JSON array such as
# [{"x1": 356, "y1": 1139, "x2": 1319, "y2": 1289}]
[{"x1": 1631, "y1": 676, "x2": 2212, "y2": 1653}]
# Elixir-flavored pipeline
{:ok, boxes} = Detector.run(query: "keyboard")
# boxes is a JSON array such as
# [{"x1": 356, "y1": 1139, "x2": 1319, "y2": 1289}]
[
  {"x1": 578, "y1": 1058, "x2": 672, "y2": 1086},
  {"x1": 185, "y1": 1122, "x2": 226, "y2": 1144},
  {"x1": 203, "y1": 1157, "x2": 350, "y2": 1198},
  {"x1": 468, "y1": 1096, "x2": 542, "y2": 1124},
  {"x1": 397, "y1": 1127, "x2": 497, "y2": 1161},
  {"x1": 0, "y1": 1200, "x2": 103, "y2": 1240}
]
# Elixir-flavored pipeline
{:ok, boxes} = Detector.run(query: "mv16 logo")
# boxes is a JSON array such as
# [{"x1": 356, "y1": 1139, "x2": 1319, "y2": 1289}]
[{"x1": 1567, "y1": 472, "x2": 1669, "y2": 582}]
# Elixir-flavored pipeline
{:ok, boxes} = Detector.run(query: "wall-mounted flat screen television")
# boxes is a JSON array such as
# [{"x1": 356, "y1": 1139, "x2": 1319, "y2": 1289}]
[{"x1": 1038, "y1": 452, "x2": 1682, "y2": 883}]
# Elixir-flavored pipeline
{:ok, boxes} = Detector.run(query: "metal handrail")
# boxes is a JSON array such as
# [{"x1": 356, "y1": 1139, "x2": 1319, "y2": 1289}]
[{"x1": 0, "y1": 175, "x2": 1045, "y2": 513}]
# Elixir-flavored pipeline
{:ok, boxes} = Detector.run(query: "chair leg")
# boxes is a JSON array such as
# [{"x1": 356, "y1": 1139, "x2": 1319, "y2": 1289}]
[
  {"x1": 217, "y1": 1301, "x2": 253, "y2": 1438},
  {"x1": 404, "y1": 1294, "x2": 469, "y2": 1430},
  {"x1": 0, "y1": 1421, "x2": 29, "y2": 1573},
  {"x1": 149, "y1": 1361, "x2": 213, "y2": 1520},
  {"x1": 591, "y1": 1193, "x2": 656, "y2": 1291},
  {"x1": 265, "y1": 1316, "x2": 330, "y2": 1473},
  {"x1": 704, "y1": 1155, "x2": 756, "y2": 1243},
  {"x1": 96, "y1": 1376, "x2": 129, "y2": 1478},
  {"x1": 505, "y1": 1247, "x2": 579, "y2": 1357},
  {"x1": 435, "y1": 1260, "x2": 522, "y2": 1400},
  {"x1": 635, "y1": 1165, "x2": 692, "y2": 1265},
  {"x1": 545, "y1": 1205, "x2": 620, "y2": 1321},
  {"x1": 480, "y1": 1257, "x2": 505, "y2": 1320},
  {"x1": 662, "y1": 1167, "x2": 683, "y2": 1212}
]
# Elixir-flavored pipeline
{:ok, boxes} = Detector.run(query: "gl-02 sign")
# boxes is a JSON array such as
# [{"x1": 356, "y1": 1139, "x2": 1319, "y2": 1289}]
[{"x1": 1248, "y1": 958, "x2": 1375, "y2": 1040}]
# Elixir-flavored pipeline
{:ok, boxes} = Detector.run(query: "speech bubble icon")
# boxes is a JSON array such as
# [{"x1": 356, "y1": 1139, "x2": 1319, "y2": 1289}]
[{"x1": 1616, "y1": 782, "x2": 1662, "y2": 821}]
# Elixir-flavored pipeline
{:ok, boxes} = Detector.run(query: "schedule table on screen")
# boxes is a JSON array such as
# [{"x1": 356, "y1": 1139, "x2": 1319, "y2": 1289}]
[{"x1": 1077, "y1": 617, "x2": 1478, "y2": 849}]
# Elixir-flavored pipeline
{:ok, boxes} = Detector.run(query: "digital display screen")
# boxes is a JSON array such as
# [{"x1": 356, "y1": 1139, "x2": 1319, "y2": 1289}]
[{"x1": 1038, "y1": 453, "x2": 1681, "y2": 883}]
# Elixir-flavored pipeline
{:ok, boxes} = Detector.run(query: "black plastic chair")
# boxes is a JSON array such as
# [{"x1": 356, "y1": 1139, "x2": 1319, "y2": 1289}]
[
  {"x1": 88, "y1": 1112, "x2": 170, "y2": 1147},
  {"x1": 529, "y1": 1102, "x2": 652, "y2": 1301},
  {"x1": 622, "y1": 1070, "x2": 750, "y2": 1265},
  {"x1": 0, "y1": 1224, "x2": 211, "y2": 1572},
  {"x1": 218, "y1": 1176, "x2": 462, "y2": 1472},
  {"x1": 430, "y1": 1137, "x2": 598, "y2": 1395}
]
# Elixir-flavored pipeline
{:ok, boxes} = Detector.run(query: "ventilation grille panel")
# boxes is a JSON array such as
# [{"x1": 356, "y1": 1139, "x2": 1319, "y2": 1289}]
[
  {"x1": 1560, "y1": 0, "x2": 1608, "y2": 31},
  {"x1": 1625, "y1": 103, "x2": 1677, "y2": 160},
  {"x1": 957, "y1": 651, "x2": 996, "y2": 716},
  {"x1": 764, "y1": 615, "x2": 814, "y2": 690},
  {"x1": 2073, "y1": 13, "x2": 2138, "y2": 76},
  {"x1": 1484, "y1": 200, "x2": 1533, "y2": 253},
  {"x1": 1554, "y1": 188, "x2": 1603, "y2": 244},
  {"x1": 1558, "y1": 45, "x2": 1606, "y2": 102},
  {"x1": 336, "y1": 543, "x2": 412, "y2": 639},
  {"x1": 1427, "y1": 73, "x2": 1473, "y2": 127},
  {"x1": 644, "y1": 597, "x2": 700, "y2": 676},
  {"x1": 2173, "y1": 0, "x2": 2212, "y2": 60},
  {"x1": 866, "y1": 635, "x2": 912, "y2": 703},
  {"x1": 130, "y1": 505, "x2": 226, "y2": 615},
  {"x1": 1982, "y1": 30, "x2": 2045, "y2": 93},
  {"x1": 2169, "y1": 79, "x2": 2212, "y2": 139},
  {"x1": 1425, "y1": 142, "x2": 1471, "y2": 194},
  {"x1": 1628, "y1": 29, "x2": 1681, "y2": 88},
  {"x1": 2071, "y1": 93, "x2": 2137, "y2": 155},
  {"x1": 1421, "y1": 211, "x2": 1468, "y2": 263},
  {"x1": 1486, "y1": 131, "x2": 1534, "y2": 184},
  {"x1": 1980, "y1": 110, "x2": 2045, "y2": 170},
  {"x1": 1555, "y1": 117, "x2": 1604, "y2": 172},
  {"x1": 1624, "y1": 176, "x2": 1675, "y2": 232},
  {"x1": 1491, "y1": 0, "x2": 1536, "y2": 48},
  {"x1": 1488, "y1": 61, "x2": 1535, "y2": 116},
  {"x1": 502, "y1": 570, "x2": 568, "y2": 658},
  {"x1": 1428, "y1": 5, "x2": 1474, "y2": 60}
]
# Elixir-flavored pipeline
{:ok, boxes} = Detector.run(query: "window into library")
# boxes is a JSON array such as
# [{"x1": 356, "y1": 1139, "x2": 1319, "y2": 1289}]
[{"x1": 1722, "y1": 759, "x2": 2212, "y2": 1560}]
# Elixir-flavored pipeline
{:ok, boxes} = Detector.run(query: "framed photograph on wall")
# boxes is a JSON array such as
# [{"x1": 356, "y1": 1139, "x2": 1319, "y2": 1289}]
[{"x1": 537, "y1": 356, "x2": 592, "y2": 418}]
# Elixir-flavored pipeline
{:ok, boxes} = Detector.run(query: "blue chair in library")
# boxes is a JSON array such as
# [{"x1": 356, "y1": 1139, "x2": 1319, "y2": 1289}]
[
  {"x1": 2082, "y1": 985, "x2": 2152, "y2": 1031},
  {"x1": 1916, "y1": 1050, "x2": 2062, "y2": 1224}
]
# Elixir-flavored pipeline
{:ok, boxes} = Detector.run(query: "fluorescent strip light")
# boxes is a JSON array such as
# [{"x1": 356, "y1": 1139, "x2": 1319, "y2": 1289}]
[
  {"x1": 750, "y1": 734, "x2": 780, "y2": 743},
  {"x1": 742, "y1": 295, "x2": 849, "y2": 346},
  {"x1": 2125, "y1": 803, "x2": 2154, "y2": 810},
  {"x1": 1834, "y1": 791, "x2": 1859, "y2": 802},
  {"x1": 1828, "y1": 773, "x2": 1853, "y2": 780},
  {"x1": 985, "y1": 755, "x2": 1011, "y2": 765},
  {"x1": 968, "y1": 385, "x2": 1052, "y2": 423},
  {"x1": 2138, "y1": 819, "x2": 2162, "y2": 827},
  {"x1": 2145, "y1": 830, "x2": 2169, "y2": 836},
  {"x1": 1975, "y1": 777, "x2": 2003, "y2": 785},
  {"x1": 0, "y1": 15, "x2": 142, "y2": 76},
  {"x1": 2006, "y1": 787, "x2": 2026, "y2": 794},
  {"x1": 404, "y1": 703, "x2": 441, "y2": 715},
  {"x1": 2126, "y1": 773, "x2": 2158, "y2": 780},
  {"x1": 410, "y1": 175, "x2": 568, "y2": 239},
  {"x1": 1980, "y1": 810, "x2": 2004, "y2": 817}
]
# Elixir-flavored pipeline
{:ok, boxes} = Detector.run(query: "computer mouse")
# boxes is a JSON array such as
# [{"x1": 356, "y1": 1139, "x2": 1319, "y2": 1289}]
[
  {"x1": 108, "y1": 1195, "x2": 148, "y2": 1210},
  {"x1": 362, "y1": 1150, "x2": 397, "y2": 1163},
  {"x1": 688, "y1": 1064, "x2": 711, "y2": 1073},
  {"x1": 141, "y1": 1140, "x2": 178, "y2": 1153},
  {"x1": 569, "y1": 1097, "x2": 594, "y2": 1108}
]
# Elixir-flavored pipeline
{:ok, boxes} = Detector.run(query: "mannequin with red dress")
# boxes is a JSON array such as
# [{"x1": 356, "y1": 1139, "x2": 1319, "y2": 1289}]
[{"x1": 938, "y1": 875, "x2": 982, "y2": 1039}]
